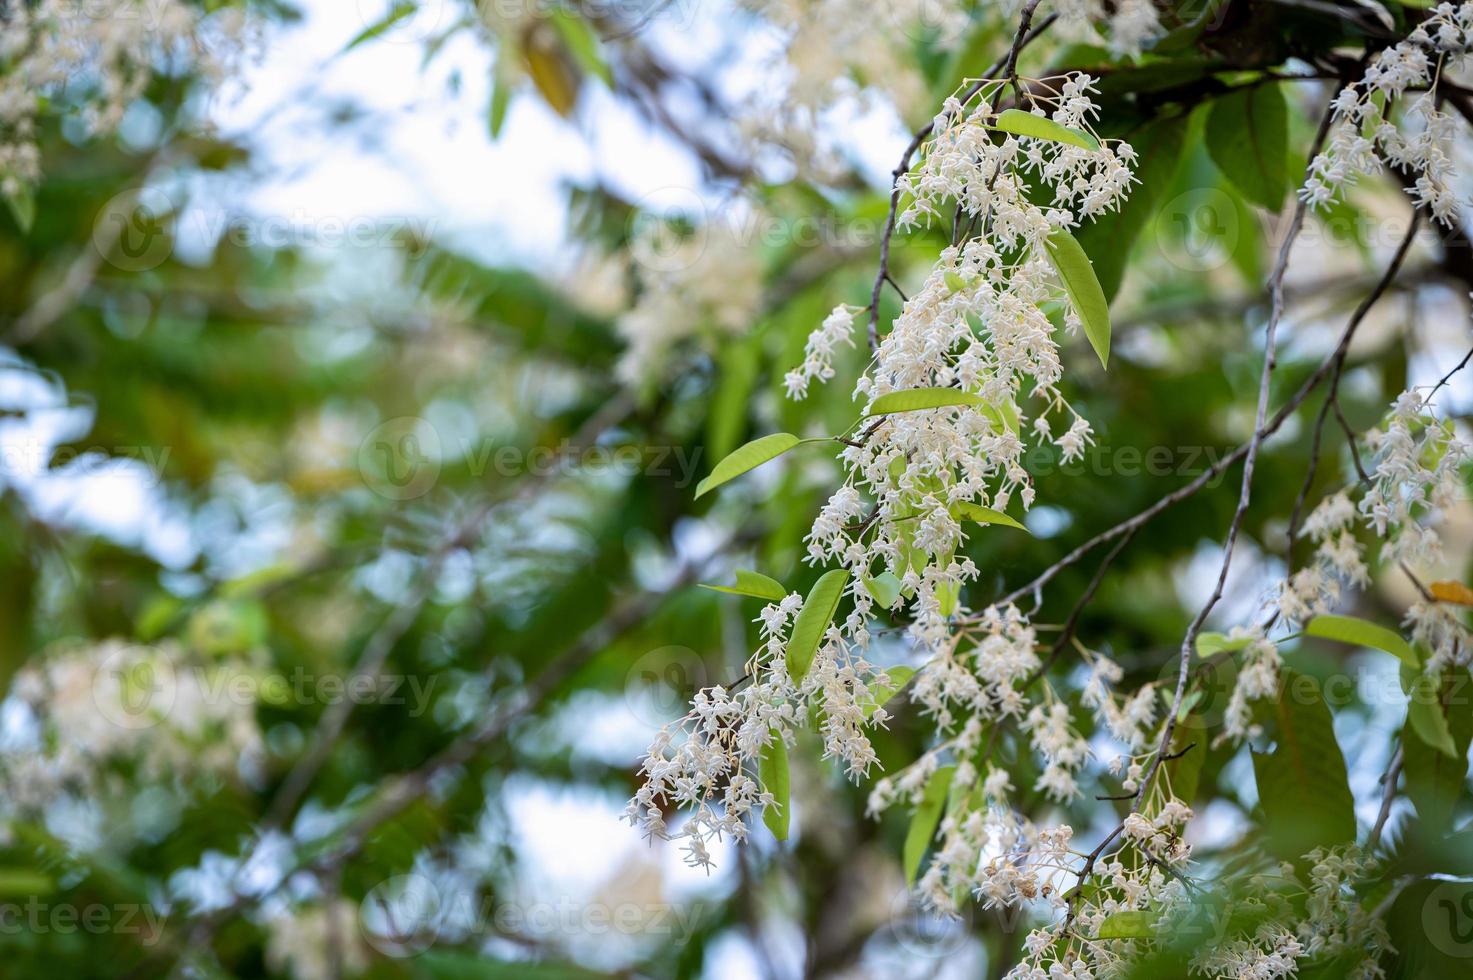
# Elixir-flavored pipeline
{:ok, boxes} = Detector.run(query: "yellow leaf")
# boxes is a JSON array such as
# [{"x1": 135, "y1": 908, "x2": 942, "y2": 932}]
[
  {"x1": 1431, "y1": 581, "x2": 1473, "y2": 606},
  {"x1": 522, "y1": 29, "x2": 578, "y2": 118}
]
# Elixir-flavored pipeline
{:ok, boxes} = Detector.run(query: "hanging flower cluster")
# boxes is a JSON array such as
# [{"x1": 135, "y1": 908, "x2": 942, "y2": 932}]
[
  {"x1": 1302, "y1": 1, "x2": 1473, "y2": 225},
  {"x1": 1188, "y1": 846, "x2": 1388, "y2": 980},
  {"x1": 624, "y1": 591, "x2": 901, "y2": 869},
  {"x1": 616, "y1": 219, "x2": 764, "y2": 388},
  {"x1": 1, "y1": 639, "x2": 265, "y2": 838},
  {"x1": 799, "y1": 74, "x2": 1135, "y2": 650},
  {"x1": 1054, "y1": 0, "x2": 1164, "y2": 58},
  {"x1": 1217, "y1": 388, "x2": 1472, "y2": 743},
  {"x1": 0, "y1": 0, "x2": 247, "y2": 197},
  {"x1": 630, "y1": 70, "x2": 1138, "y2": 874}
]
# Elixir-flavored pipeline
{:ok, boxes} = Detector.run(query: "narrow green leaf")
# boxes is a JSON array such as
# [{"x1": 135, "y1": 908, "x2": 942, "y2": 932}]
[
  {"x1": 863, "y1": 571, "x2": 903, "y2": 609},
  {"x1": 3, "y1": 183, "x2": 34, "y2": 233},
  {"x1": 549, "y1": 9, "x2": 613, "y2": 87},
  {"x1": 1403, "y1": 663, "x2": 1458, "y2": 757},
  {"x1": 1305, "y1": 614, "x2": 1419, "y2": 668},
  {"x1": 760, "y1": 732, "x2": 791, "y2": 841},
  {"x1": 1167, "y1": 715, "x2": 1206, "y2": 802},
  {"x1": 695, "y1": 432, "x2": 802, "y2": 498},
  {"x1": 903, "y1": 766, "x2": 956, "y2": 885},
  {"x1": 1196, "y1": 631, "x2": 1254, "y2": 658},
  {"x1": 0, "y1": 869, "x2": 55, "y2": 896},
  {"x1": 1096, "y1": 909, "x2": 1157, "y2": 939},
  {"x1": 990, "y1": 108, "x2": 1100, "y2": 151},
  {"x1": 864, "y1": 665, "x2": 916, "y2": 718},
  {"x1": 489, "y1": 75, "x2": 512, "y2": 139},
  {"x1": 345, "y1": 1, "x2": 414, "y2": 50},
  {"x1": 937, "y1": 578, "x2": 960, "y2": 617},
  {"x1": 700, "y1": 569, "x2": 788, "y2": 602},
  {"x1": 1075, "y1": 114, "x2": 1189, "y2": 301},
  {"x1": 869, "y1": 387, "x2": 985, "y2": 416},
  {"x1": 1251, "y1": 669, "x2": 1355, "y2": 861},
  {"x1": 952, "y1": 502, "x2": 1029, "y2": 532},
  {"x1": 787, "y1": 570, "x2": 849, "y2": 682},
  {"x1": 707, "y1": 337, "x2": 760, "y2": 463},
  {"x1": 1044, "y1": 229, "x2": 1111, "y2": 369},
  {"x1": 1404, "y1": 668, "x2": 1473, "y2": 831},
  {"x1": 1206, "y1": 83, "x2": 1289, "y2": 210}
]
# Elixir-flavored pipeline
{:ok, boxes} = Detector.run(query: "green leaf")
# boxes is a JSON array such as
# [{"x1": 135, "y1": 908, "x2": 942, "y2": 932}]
[
  {"x1": 3, "y1": 182, "x2": 34, "y2": 233},
  {"x1": 863, "y1": 571, "x2": 903, "y2": 609},
  {"x1": 700, "y1": 569, "x2": 788, "y2": 602},
  {"x1": 868, "y1": 387, "x2": 985, "y2": 415},
  {"x1": 1076, "y1": 114, "x2": 1189, "y2": 301},
  {"x1": 1404, "y1": 669, "x2": 1473, "y2": 831},
  {"x1": 1206, "y1": 83, "x2": 1289, "y2": 210},
  {"x1": 990, "y1": 108, "x2": 1100, "y2": 151},
  {"x1": 1250, "y1": 669, "x2": 1355, "y2": 861},
  {"x1": 787, "y1": 569, "x2": 849, "y2": 682},
  {"x1": 1305, "y1": 614, "x2": 1419, "y2": 668},
  {"x1": 903, "y1": 765, "x2": 956, "y2": 885},
  {"x1": 865, "y1": 665, "x2": 916, "y2": 718},
  {"x1": 695, "y1": 432, "x2": 802, "y2": 498},
  {"x1": 707, "y1": 337, "x2": 760, "y2": 464},
  {"x1": 1166, "y1": 715, "x2": 1206, "y2": 803},
  {"x1": 344, "y1": 1, "x2": 414, "y2": 50},
  {"x1": 1196, "y1": 631, "x2": 1254, "y2": 658},
  {"x1": 1044, "y1": 229, "x2": 1111, "y2": 369},
  {"x1": 549, "y1": 9, "x2": 613, "y2": 87},
  {"x1": 937, "y1": 578, "x2": 960, "y2": 617},
  {"x1": 0, "y1": 869, "x2": 55, "y2": 896},
  {"x1": 952, "y1": 502, "x2": 1029, "y2": 532},
  {"x1": 760, "y1": 732, "x2": 791, "y2": 840},
  {"x1": 1403, "y1": 663, "x2": 1458, "y2": 757},
  {"x1": 1097, "y1": 909, "x2": 1157, "y2": 939},
  {"x1": 489, "y1": 73, "x2": 512, "y2": 139}
]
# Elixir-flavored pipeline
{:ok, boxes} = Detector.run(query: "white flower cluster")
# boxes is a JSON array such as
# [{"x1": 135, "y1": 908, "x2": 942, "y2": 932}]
[
  {"x1": 1222, "y1": 629, "x2": 1285, "y2": 744},
  {"x1": 634, "y1": 74, "x2": 1139, "y2": 880},
  {"x1": 0, "y1": 639, "x2": 264, "y2": 832},
  {"x1": 616, "y1": 219, "x2": 763, "y2": 388},
  {"x1": 907, "y1": 604, "x2": 1041, "y2": 731},
  {"x1": 1217, "y1": 388, "x2": 1471, "y2": 742},
  {"x1": 0, "y1": 0, "x2": 246, "y2": 196},
  {"x1": 797, "y1": 75, "x2": 1134, "y2": 648},
  {"x1": 1302, "y1": 2, "x2": 1473, "y2": 225},
  {"x1": 784, "y1": 302, "x2": 859, "y2": 399},
  {"x1": 264, "y1": 900, "x2": 369, "y2": 980},
  {"x1": 1361, "y1": 389, "x2": 1468, "y2": 566},
  {"x1": 1007, "y1": 795, "x2": 1195, "y2": 978},
  {"x1": 1053, "y1": 0, "x2": 1164, "y2": 58},
  {"x1": 1189, "y1": 846, "x2": 1388, "y2": 980},
  {"x1": 1278, "y1": 491, "x2": 1369, "y2": 625},
  {"x1": 1083, "y1": 652, "x2": 1158, "y2": 753},
  {"x1": 624, "y1": 593, "x2": 896, "y2": 870},
  {"x1": 736, "y1": 0, "x2": 958, "y2": 148}
]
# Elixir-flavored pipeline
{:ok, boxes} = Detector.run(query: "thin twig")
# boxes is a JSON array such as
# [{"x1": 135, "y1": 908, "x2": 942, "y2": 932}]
[{"x1": 1368, "y1": 744, "x2": 1404, "y2": 852}]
